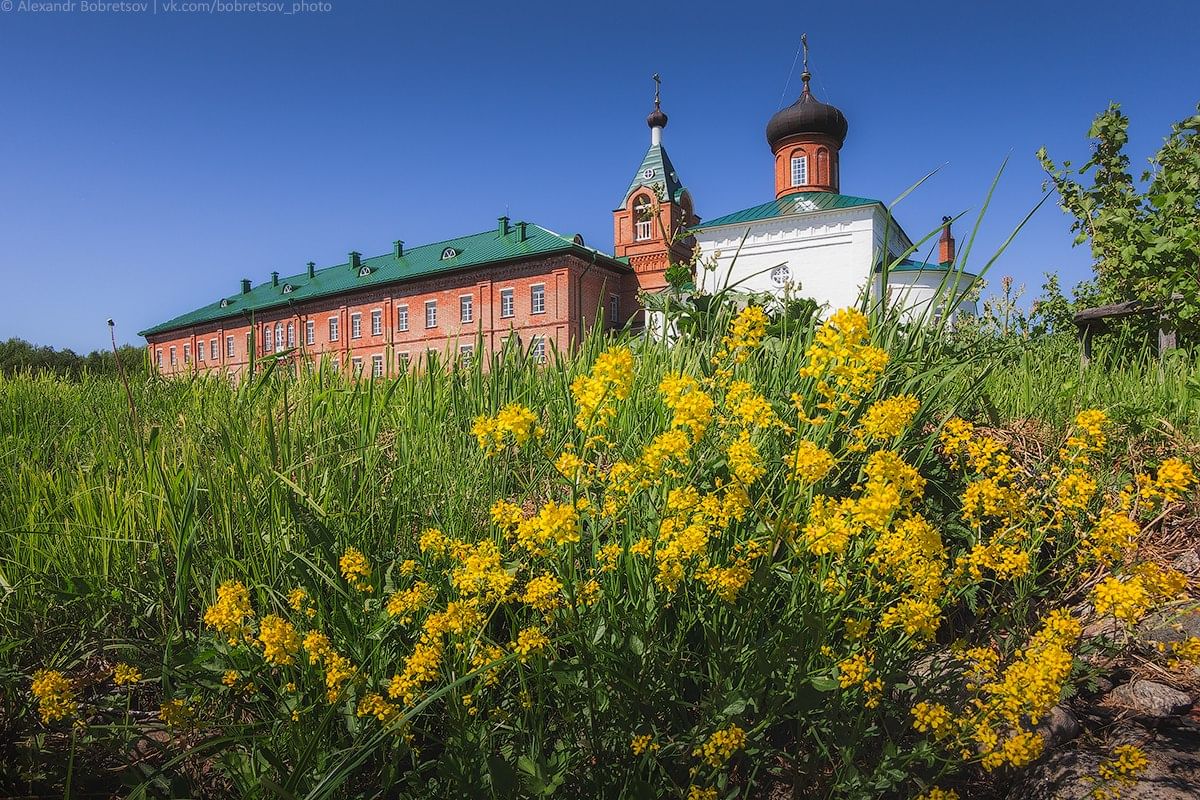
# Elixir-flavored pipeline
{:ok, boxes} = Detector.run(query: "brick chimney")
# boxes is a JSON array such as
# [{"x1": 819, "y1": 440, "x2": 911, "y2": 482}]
[{"x1": 938, "y1": 216, "x2": 956, "y2": 266}]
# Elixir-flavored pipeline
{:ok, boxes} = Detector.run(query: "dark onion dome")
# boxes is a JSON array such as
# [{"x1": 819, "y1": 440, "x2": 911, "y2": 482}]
[
  {"x1": 766, "y1": 72, "x2": 848, "y2": 149},
  {"x1": 646, "y1": 105, "x2": 668, "y2": 129}
]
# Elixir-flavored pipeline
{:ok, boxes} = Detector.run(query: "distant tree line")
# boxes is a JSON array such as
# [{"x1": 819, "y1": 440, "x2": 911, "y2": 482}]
[{"x1": 0, "y1": 338, "x2": 149, "y2": 379}]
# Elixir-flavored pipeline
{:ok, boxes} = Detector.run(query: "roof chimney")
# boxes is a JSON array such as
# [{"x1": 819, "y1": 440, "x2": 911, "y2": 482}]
[
  {"x1": 307, "y1": 261, "x2": 316, "y2": 278},
  {"x1": 241, "y1": 278, "x2": 252, "y2": 294},
  {"x1": 498, "y1": 216, "x2": 510, "y2": 237},
  {"x1": 515, "y1": 221, "x2": 527, "y2": 242},
  {"x1": 938, "y1": 216, "x2": 956, "y2": 266},
  {"x1": 271, "y1": 271, "x2": 279, "y2": 287},
  {"x1": 394, "y1": 240, "x2": 404, "y2": 258},
  {"x1": 349, "y1": 251, "x2": 362, "y2": 270}
]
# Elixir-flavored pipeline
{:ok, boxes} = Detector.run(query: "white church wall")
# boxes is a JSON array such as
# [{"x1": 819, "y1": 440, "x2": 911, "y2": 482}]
[
  {"x1": 696, "y1": 206, "x2": 879, "y2": 313},
  {"x1": 879, "y1": 271, "x2": 978, "y2": 323}
]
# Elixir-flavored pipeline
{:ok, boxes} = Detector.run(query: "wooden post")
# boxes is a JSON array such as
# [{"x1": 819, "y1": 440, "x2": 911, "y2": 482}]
[{"x1": 1158, "y1": 320, "x2": 1177, "y2": 358}]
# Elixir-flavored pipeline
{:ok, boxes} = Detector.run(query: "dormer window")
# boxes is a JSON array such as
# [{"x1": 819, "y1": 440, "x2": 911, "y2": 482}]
[
  {"x1": 282, "y1": 284, "x2": 294, "y2": 294},
  {"x1": 441, "y1": 247, "x2": 459, "y2": 260},
  {"x1": 358, "y1": 265, "x2": 372, "y2": 277},
  {"x1": 633, "y1": 195, "x2": 652, "y2": 241},
  {"x1": 791, "y1": 155, "x2": 809, "y2": 187},
  {"x1": 220, "y1": 298, "x2": 229, "y2": 308}
]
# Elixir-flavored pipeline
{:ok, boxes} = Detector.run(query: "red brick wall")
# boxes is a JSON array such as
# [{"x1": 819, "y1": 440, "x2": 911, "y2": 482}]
[
  {"x1": 147, "y1": 253, "x2": 634, "y2": 379},
  {"x1": 772, "y1": 133, "x2": 841, "y2": 197}
]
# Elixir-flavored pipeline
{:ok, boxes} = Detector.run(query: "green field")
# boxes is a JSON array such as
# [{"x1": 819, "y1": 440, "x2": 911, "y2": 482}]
[{"x1": 2, "y1": 315, "x2": 1197, "y2": 799}]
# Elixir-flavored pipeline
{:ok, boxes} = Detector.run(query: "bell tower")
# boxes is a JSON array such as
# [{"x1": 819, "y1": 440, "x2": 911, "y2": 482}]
[{"x1": 613, "y1": 74, "x2": 698, "y2": 295}]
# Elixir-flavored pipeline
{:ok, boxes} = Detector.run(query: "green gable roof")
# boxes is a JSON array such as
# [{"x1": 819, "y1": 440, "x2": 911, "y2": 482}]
[
  {"x1": 140, "y1": 223, "x2": 628, "y2": 337},
  {"x1": 693, "y1": 192, "x2": 881, "y2": 230},
  {"x1": 622, "y1": 143, "x2": 687, "y2": 206},
  {"x1": 878, "y1": 258, "x2": 979, "y2": 278}
]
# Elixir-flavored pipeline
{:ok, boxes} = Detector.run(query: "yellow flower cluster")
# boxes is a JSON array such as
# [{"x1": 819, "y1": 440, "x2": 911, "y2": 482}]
[
  {"x1": 718, "y1": 305, "x2": 768, "y2": 364},
  {"x1": 203, "y1": 580, "x2": 254, "y2": 644},
  {"x1": 856, "y1": 394, "x2": 919, "y2": 444},
  {"x1": 687, "y1": 787, "x2": 718, "y2": 800},
  {"x1": 917, "y1": 789, "x2": 959, "y2": 800},
  {"x1": 727, "y1": 430, "x2": 766, "y2": 486},
  {"x1": 386, "y1": 581, "x2": 436, "y2": 624},
  {"x1": 303, "y1": 630, "x2": 356, "y2": 702},
  {"x1": 654, "y1": 485, "x2": 749, "y2": 591},
  {"x1": 512, "y1": 625, "x2": 551, "y2": 662},
  {"x1": 450, "y1": 539, "x2": 516, "y2": 601},
  {"x1": 693, "y1": 723, "x2": 747, "y2": 767},
  {"x1": 1091, "y1": 563, "x2": 1185, "y2": 624},
  {"x1": 1093, "y1": 744, "x2": 1148, "y2": 798},
  {"x1": 257, "y1": 615, "x2": 300, "y2": 666},
  {"x1": 696, "y1": 562, "x2": 753, "y2": 602},
  {"x1": 725, "y1": 380, "x2": 783, "y2": 429},
  {"x1": 796, "y1": 308, "x2": 889, "y2": 413},
  {"x1": 356, "y1": 692, "x2": 398, "y2": 723},
  {"x1": 1056, "y1": 469, "x2": 1097, "y2": 515},
  {"x1": 837, "y1": 652, "x2": 869, "y2": 688},
  {"x1": 31, "y1": 669, "x2": 75, "y2": 723},
  {"x1": 911, "y1": 701, "x2": 953, "y2": 737},
  {"x1": 1137, "y1": 457, "x2": 1195, "y2": 506},
  {"x1": 472, "y1": 403, "x2": 541, "y2": 457},
  {"x1": 786, "y1": 440, "x2": 835, "y2": 484},
  {"x1": 1168, "y1": 636, "x2": 1200, "y2": 670},
  {"x1": 339, "y1": 546, "x2": 373, "y2": 593},
  {"x1": 1063, "y1": 408, "x2": 1109, "y2": 463},
  {"x1": 521, "y1": 573, "x2": 564, "y2": 614},
  {"x1": 660, "y1": 373, "x2": 715, "y2": 441},
  {"x1": 570, "y1": 346, "x2": 633, "y2": 432},
  {"x1": 516, "y1": 501, "x2": 580, "y2": 555},
  {"x1": 287, "y1": 587, "x2": 316, "y2": 618},
  {"x1": 113, "y1": 663, "x2": 141, "y2": 686},
  {"x1": 630, "y1": 733, "x2": 659, "y2": 755},
  {"x1": 1083, "y1": 508, "x2": 1140, "y2": 567},
  {"x1": 159, "y1": 698, "x2": 193, "y2": 729}
]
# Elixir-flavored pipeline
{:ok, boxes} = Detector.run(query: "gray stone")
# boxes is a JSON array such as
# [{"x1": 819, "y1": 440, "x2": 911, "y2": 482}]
[
  {"x1": 1109, "y1": 680, "x2": 1193, "y2": 717},
  {"x1": 1010, "y1": 720, "x2": 1200, "y2": 800},
  {"x1": 1171, "y1": 549, "x2": 1200, "y2": 576},
  {"x1": 1137, "y1": 605, "x2": 1200, "y2": 646},
  {"x1": 1036, "y1": 705, "x2": 1082, "y2": 748}
]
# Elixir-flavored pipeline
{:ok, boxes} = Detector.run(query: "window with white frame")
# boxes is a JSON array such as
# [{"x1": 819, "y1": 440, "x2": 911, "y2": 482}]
[
  {"x1": 531, "y1": 336, "x2": 546, "y2": 364},
  {"x1": 398, "y1": 351, "x2": 411, "y2": 370},
  {"x1": 183, "y1": 344, "x2": 190, "y2": 364},
  {"x1": 287, "y1": 322, "x2": 295, "y2": 348},
  {"x1": 350, "y1": 313, "x2": 362, "y2": 339},
  {"x1": 226, "y1": 336, "x2": 235, "y2": 358},
  {"x1": 531, "y1": 283, "x2": 546, "y2": 315},
  {"x1": 274, "y1": 322, "x2": 284, "y2": 351},
  {"x1": 425, "y1": 300, "x2": 437, "y2": 328},
  {"x1": 264, "y1": 326, "x2": 273, "y2": 351},
  {"x1": 170, "y1": 346, "x2": 177, "y2": 366},
  {"x1": 328, "y1": 317, "x2": 339, "y2": 341},
  {"x1": 609, "y1": 294, "x2": 620, "y2": 326},
  {"x1": 197, "y1": 340, "x2": 205, "y2": 361},
  {"x1": 156, "y1": 349, "x2": 163, "y2": 368},
  {"x1": 351, "y1": 356, "x2": 363, "y2": 375},
  {"x1": 460, "y1": 295, "x2": 473, "y2": 323},
  {"x1": 459, "y1": 343, "x2": 473, "y2": 366},
  {"x1": 372, "y1": 354, "x2": 384, "y2": 377},
  {"x1": 500, "y1": 288, "x2": 514, "y2": 318},
  {"x1": 210, "y1": 338, "x2": 217, "y2": 360},
  {"x1": 791, "y1": 154, "x2": 808, "y2": 187},
  {"x1": 633, "y1": 195, "x2": 652, "y2": 241},
  {"x1": 397, "y1": 304, "x2": 409, "y2": 331},
  {"x1": 371, "y1": 309, "x2": 382, "y2": 336},
  {"x1": 305, "y1": 320, "x2": 315, "y2": 346}
]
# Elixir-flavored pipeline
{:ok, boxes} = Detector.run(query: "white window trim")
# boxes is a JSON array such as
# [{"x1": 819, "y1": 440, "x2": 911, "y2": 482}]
[
  {"x1": 305, "y1": 320, "x2": 315, "y2": 346},
  {"x1": 156, "y1": 349, "x2": 163, "y2": 367},
  {"x1": 371, "y1": 354, "x2": 384, "y2": 377},
  {"x1": 531, "y1": 283, "x2": 546, "y2": 315},
  {"x1": 370, "y1": 308, "x2": 383, "y2": 336},
  {"x1": 210, "y1": 338, "x2": 218, "y2": 361},
  {"x1": 169, "y1": 346, "x2": 177, "y2": 366},
  {"x1": 197, "y1": 340, "x2": 205, "y2": 361},
  {"x1": 425, "y1": 300, "x2": 437, "y2": 328},
  {"x1": 459, "y1": 294, "x2": 474, "y2": 324},
  {"x1": 499, "y1": 287, "x2": 515, "y2": 318},
  {"x1": 397, "y1": 304, "x2": 409, "y2": 331},
  {"x1": 328, "y1": 316, "x2": 340, "y2": 342},
  {"x1": 791, "y1": 154, "x2": 808, "y2": 187},
  {"x1": 226, "y1": 336, "x2": 235, "y2": 358},
  {"x1": 350, "y1": 313, "x2": 362, "y2": 340}
]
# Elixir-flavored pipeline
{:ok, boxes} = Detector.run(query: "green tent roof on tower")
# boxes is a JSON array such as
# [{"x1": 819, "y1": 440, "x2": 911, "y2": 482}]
[{"x1": 621, "y1": 143, "x2": 688, "y2": 206}]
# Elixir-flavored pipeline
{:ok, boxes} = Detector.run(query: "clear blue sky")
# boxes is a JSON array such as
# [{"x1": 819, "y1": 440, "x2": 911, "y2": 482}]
[{"x1": 1, "y1": 0, "x2": 1196, "y2": 351}]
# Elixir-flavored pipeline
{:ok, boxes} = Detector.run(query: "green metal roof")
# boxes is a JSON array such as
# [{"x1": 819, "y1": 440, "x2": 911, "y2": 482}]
[
  {"x1": 140, "y1": 223, "x2": 629, "y2": 337},
  {"x1": 621, "y1": 143, "x2": 688, "y2": 206},
  {"x1": 879, "y1": 258, "x2": 979, "y2": 278},
  {"x1": 693, "y1": 192, "x2": 881, "y2": 230}
]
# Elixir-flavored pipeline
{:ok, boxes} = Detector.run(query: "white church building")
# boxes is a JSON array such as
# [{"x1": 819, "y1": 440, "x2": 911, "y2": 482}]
[{"x1": 688, "y1": 57, "x2": 978, "y2": 322}]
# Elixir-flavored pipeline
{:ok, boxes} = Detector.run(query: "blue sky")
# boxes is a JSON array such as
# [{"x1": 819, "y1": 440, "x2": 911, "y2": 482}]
[{"x1": 0, "y1": 0, "x2": 1196, "y2": 351}]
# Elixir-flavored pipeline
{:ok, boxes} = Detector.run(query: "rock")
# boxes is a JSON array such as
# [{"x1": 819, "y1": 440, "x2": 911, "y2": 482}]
[
  {"x1": 1171, "y1": 549, "x2": 1200, "y2": 576},
  {"x1": 1137, "y1": 605, "x2": 1200, "y2": 647},
  {"x1": 1109, "y1": 680, "x2": 1193, "y2": 717},
  {"x1": 1036, "y1": 705, "x2": 1082, "y2": 748},
  {"x1": 1010, "y1": 719, "x2": 1200, "y2": 800}
]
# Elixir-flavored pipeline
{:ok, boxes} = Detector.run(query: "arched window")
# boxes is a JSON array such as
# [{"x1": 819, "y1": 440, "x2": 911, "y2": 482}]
[
  {"x1": 274, "y1": 322, "x2": 283, "y2": 351},
  {"x1": 817, "y1": 148, "x2": 830, "y2": 185},
  {"x1": 790, "y1": 152, "x2": 808, "y2": 187},
  {"x1": 264, "y1": 326, "x2": 273, "y2": 351},
  {"x1": 287, "y1": 322, "x2": 295, "y2": 348},
  {"x1": 633, "y1": 195, "x2": 653, "y2": 241}
]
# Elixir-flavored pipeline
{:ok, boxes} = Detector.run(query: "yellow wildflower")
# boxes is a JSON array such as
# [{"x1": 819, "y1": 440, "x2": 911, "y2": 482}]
[
  {"x1": 786, "y1": 440, "x2": 835, "y2": 484},
  {"x1": 512, "y1": 626, "x2": 551, "y2": 662},
  {"x1": 159, "y1": 699, "x2": 193, "y2": 729},
  {"x1": 694, "y1": 723, "x2": 747, "y2": 767},
  {"x1": 112, "y1": 663, "x2": 141, "y2": 687},
  {"x1": 522, "y1": 573, "x2": 564, "y2": 614},
  {"x1": 472, "y1": 403, "x2": 540, "y2": 456},
  {"x1": 31, "y1": 670, "x2": 75, "y2": 723},
  {"x1": 258, "y1": 614, "x2": 301, "y2": 666},
  {"x1": 202, "y1": 580, "x2": 254, "y2": 644},
  {"x1": 339, "y1": 546, "x2": 373, "y2": 593}
]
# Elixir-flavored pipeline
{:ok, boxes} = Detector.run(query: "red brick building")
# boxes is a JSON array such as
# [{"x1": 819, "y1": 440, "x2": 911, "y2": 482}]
[{"x1": 141, "y1": 94, "x2": 697, "y2": 378}]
